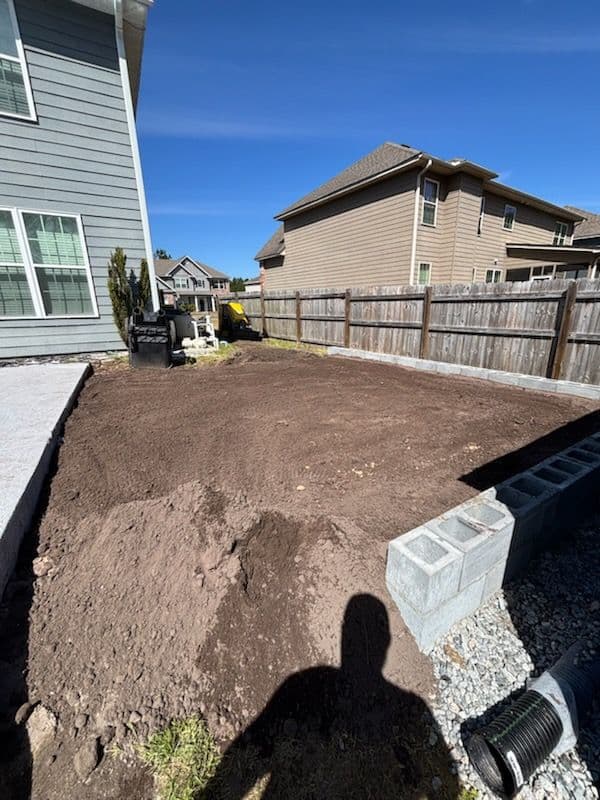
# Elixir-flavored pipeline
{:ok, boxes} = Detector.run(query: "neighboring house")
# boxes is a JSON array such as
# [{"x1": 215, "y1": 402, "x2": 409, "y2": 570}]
[
  {"x1": 567, "y1": 207, "x2": 600, "y2": 248},
  {"x1": 0, "y1": 0, "x2": 158, "y2": 359},
  {"x1": 255, "y1": 224, "x2": 285, "y2": 273},
  {"x1": 244, "y1": 276, "x2": 262, "y2": 292},
  {"x1": 254, "y1": 142, "x2": 588, "y2": 292},
  {"x1": 154, "y1": 256, "x2": 230, "y2": 312}
]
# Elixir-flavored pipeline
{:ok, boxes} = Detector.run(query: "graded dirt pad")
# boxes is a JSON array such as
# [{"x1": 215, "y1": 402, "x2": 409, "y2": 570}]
[{"x1": 0, "y1": 343, "x2": 598, "y2": 800}]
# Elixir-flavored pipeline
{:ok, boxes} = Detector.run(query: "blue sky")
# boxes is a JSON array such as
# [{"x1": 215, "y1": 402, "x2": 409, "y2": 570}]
[{"x1": 137, "y1": 0, "x2": 600, "y2": 279}]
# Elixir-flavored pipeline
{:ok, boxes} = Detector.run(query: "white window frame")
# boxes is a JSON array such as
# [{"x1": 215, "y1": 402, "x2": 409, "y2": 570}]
[
  {"x1": 0, "y1": 0, "x2": 37, "y2": 122},
  {"x1": 477, "y1": 197, "x2": 485, "y2": 235},
  {"x1": 174, "y1": 276, "x2": 190, "y2": 289},
  {"x1": 418, "y1": 262, "x2": 432, "y2": 285},
  {"x1": 503, "y1": 204, "x2": 516, "y2": 231},
  {"x1": 485, "y1": 268, "x2": 502, "y2": 283},
  {"x1": 421, "y1": 178, "x2": 439, "y2": 227},
  {"x1": 553, "y1": 221, "x2": 569, "y2": 246},
  {"x1": 0, "y1": 207, "x2": 98, "y2": 319}
]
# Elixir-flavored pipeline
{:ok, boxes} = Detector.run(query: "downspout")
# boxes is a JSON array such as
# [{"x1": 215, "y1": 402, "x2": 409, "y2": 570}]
[
  {"x1": 590, "y1": 257, "x2": 598, "y2": 280},
  {"x1": 113, "y1": 0, "x2": 160, "y2": 311},
  {"x1": 409, "y1": 157, "x2": 432, "y2": 285}
]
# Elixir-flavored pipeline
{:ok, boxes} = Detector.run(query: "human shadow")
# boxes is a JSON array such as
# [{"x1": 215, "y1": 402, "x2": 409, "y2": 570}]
[{"x1": 203, "y1": 594, "x2": 460, "y2": 799}]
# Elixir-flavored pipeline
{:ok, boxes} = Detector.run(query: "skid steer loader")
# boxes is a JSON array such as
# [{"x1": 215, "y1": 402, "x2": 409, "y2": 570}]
[{"x1": 219, "y1": 300, "x2": 262, "y2": 341}]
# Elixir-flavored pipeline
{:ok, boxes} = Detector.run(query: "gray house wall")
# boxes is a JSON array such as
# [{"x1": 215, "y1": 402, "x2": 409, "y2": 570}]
[{"x1": 0, "y1": 0, "x2": 148, "y2": 358}]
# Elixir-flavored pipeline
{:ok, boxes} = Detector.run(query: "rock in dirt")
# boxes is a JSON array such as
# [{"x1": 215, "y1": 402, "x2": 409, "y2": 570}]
[
  {"x1": 15, "y1": 701, "x2": 33, "y2": 725},
  {"x1": 32, "y1": 555, "x2": 54, "y2": 577},
  {"x1": 74, "y1": 712, "x2": 88, "y2": 730},
  {"x1": 74, "y1": 737, "x2": 100, "y2": 780},
  {"x1": 26, "y1": 704, "x2": 57, "y2": 755}
]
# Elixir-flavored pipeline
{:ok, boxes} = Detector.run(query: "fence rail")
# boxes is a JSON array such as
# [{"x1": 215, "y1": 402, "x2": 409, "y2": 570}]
[{"x1": 221, "y1": 278, "x2": 600, "y2": 385}]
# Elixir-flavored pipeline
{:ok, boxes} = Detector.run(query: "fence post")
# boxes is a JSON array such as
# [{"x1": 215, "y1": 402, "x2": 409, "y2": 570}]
[
  {"x1": 419, "y1": 286, "x2": 433, "y2": 359},
  {"x1": 260, "y1": 286, "x2": 266, "y2": 337},
  {"x1": 343, "y1": 289, "x2": 352, "y2": 348},
  {"x1": 548, "y1": 281, "x2": 577, "y2": 380},
  {"x1": 295, "y1": 291, "x2": 302, "y2": 343}
]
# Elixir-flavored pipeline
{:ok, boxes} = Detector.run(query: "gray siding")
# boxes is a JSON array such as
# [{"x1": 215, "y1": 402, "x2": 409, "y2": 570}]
[{"x1": 0, "y1": 0, "x2": 147, "y2": 358}]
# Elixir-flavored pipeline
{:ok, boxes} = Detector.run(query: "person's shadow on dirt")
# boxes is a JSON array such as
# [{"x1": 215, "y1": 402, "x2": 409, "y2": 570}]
[{"x1": 203, "y1": 594, "x2": 460, "y2": 799}]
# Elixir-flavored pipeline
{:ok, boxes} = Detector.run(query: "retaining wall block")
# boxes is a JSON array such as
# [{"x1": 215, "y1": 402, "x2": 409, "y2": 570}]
[
  {"x1": 427, "y1": 497, "x2": 513, "y2": 590},
  {"x1": 532, "y1": 457, "x2": 592, "y2": 524},
  {"x1": 388, "y1": 574, "x2": 486, "y2": 654},
  {"x1": 496, "y1": 473, "x2": 560, "y2": 549},
  {"x1": 483, "y1": 558, "x2": 508, "y2": 599},
  {"x1": 386, "y1": 527, "x2": 463, "y2": 614},
  {"x1": 561, "y1": 445, "x2": 600, "y2": 495}
]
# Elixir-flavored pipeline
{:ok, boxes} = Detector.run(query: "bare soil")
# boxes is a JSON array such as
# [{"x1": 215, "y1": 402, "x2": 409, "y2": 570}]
[{"x1": 1, "y1": 343, "x2": 598, "y2": 799}]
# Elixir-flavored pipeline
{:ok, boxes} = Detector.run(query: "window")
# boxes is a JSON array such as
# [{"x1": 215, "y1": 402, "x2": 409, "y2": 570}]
[
  {"x1": 174, "y1": 276, "x2": 190, "y2": 289},
  {"x1": 531, "y1": 265, "x2": 555, "y2": 281},
  {"x1": 0, "y1": 209, "x2": 97, "y2": 318},
  {"x1": 418, "y1": 262, "x2": 431, "y2": 284},
  {"x1": 553, "y1": 222, "x2": 569, "y2": 246},
  {"x1": 485, "y1": 269, "x2": 502, "y2": 283},
  {"x1": 503, "y1": 204, "x2": 516, "y2": 230},
  {"x1": 421, "y1": 178, "x2": 439, "y2": 226},
  {"x1": 213, "y1": 279, "x2": 227, "y2": 290},
  {"x1": 477, "y1": 197, "x2": 485, "y2": 235},
  {"x1": 0, "y1": 0, "x2": 36, "y2": 120},
  {"x1": 0, "y1": 209, "x2": 34, "y2": 315}
]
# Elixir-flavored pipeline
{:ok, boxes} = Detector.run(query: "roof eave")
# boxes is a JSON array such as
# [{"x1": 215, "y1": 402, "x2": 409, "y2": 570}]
[
  {"x1": 506, "y1": 243, "x2": 600, "y2": 263},
  {"x1": 275, "y1": 154, "x2": 425, "y2": 220},
  {"x1": 275, "y1": 154, "x2": 498, "y2": 221},
  {"x1": 486, "y1": 182, "x2": 584, "y2": 222}
]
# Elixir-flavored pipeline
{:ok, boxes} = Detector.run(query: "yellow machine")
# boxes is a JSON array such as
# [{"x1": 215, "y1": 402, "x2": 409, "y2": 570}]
[{"x1": 219, "y1": 300, "x2": 261, "y2": 340}]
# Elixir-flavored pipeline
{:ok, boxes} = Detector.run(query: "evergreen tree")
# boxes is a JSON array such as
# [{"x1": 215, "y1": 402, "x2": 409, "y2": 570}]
[
  {"x1": 230, "y1": 277, "x2": 246, "y2": 292},
  {"x1": 138, "y1": 258, "x2": 151, "y2": 309},
  {"x1": 108, "y1": 247, "x2": 133, "y2": 344}
]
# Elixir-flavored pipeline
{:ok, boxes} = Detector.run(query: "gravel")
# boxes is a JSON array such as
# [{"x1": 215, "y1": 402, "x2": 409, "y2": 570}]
[{"x1": 429, "y1": 514, "x2": 600, "y2": 799}]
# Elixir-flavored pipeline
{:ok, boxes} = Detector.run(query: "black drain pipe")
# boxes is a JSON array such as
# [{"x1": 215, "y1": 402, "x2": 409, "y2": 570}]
[{"x1": 466, "y1": 640, "x2": 600, "y2": 797}]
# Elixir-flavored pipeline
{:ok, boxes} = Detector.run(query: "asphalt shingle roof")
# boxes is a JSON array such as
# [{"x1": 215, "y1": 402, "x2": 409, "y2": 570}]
[
  {"x1": 154, "y1": 257, "x2": 230, "y2": 280},
  {"x1": 276, "y1": 142, "x2": 420, "y2": 218},
  {"x1": 254, "y1": 225, "x2": 285, "y2": 261},
  {"x1": 565, "y1": 206, "x2": 600, "y2": 240}
]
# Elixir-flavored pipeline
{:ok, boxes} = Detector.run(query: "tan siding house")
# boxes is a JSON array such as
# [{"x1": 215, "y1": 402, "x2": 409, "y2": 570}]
[{"x1": 255, "y1": 143, "x2": 585, "y2": 291}]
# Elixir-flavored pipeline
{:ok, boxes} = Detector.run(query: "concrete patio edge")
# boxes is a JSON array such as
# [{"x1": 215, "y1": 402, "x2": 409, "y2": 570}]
[
  {"x1": 0, "y1": 362, "x2": 90, "y2": 599},
  {"x1": 327, "y1": 347, "x2": 600, "y2": 400}
]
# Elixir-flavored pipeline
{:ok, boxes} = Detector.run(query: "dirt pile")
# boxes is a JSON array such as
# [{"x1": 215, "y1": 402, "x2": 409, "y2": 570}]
[{"x1": 3, "y1": 479, "x2": 433, "y2": 798}]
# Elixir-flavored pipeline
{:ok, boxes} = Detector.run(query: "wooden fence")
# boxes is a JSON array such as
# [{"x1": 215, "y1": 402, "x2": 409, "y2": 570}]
[{"x1": 221, "y1": 278, "x2": 600, "y2": 385}]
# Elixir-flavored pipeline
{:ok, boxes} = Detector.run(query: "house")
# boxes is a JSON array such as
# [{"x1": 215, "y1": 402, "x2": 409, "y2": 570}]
[
  {"x1": 0, "y1": 0, "x2": 159, "y2": 359},
  {"x1": 254, "y1": 142, "x2": 589, "y2": 292},
  {"x1": 154, "y1": 256, "x2": 230, "y2": 312},
  {"x1": 255, "y1": 224, "x2": 285, "y2": 272},
  {"x1": 568, "y1": 207, "x2": 600, "y2": 248},
  {"x1": 244, "y1": 276, "x2": 262, "y2": 292}
]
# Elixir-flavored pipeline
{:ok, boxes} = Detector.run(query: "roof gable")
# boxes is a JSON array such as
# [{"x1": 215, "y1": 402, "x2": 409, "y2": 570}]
[
  {"x1": 566, "y1": 206, "x2": 600, "y2": 239},
  {"x1": 154, "y1": 256, "x2": 230, "y2": 281},
  {"x1": 255, "y1": 225, "x2": 285, "y2": 261},
  {"x1": 276, "y1": 143, "x2": 420, "y2": 218}
]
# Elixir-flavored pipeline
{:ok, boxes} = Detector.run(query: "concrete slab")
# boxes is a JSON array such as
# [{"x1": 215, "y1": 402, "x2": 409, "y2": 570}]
[{"x1": 0, "y1": 363, "x2": 89, "y2": 597}]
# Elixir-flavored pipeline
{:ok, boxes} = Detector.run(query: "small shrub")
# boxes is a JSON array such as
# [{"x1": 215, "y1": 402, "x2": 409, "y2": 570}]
[
  {"x1": 108, "y1": 247, "x2": 133, "y2": 344},
  {"x1": 137, "y1": 716, "x2": 221, "y2": 800}
]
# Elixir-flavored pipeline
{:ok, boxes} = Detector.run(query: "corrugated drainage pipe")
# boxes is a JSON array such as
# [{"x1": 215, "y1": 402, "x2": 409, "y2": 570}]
[{"x1": 466, "y1": 640, "x2": 600, "y2": 797}]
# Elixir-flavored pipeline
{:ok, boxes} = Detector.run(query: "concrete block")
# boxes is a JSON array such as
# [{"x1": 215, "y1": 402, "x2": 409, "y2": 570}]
[
  {"x1": 483, "y1": 558, "x2": 507, "y2": 598},
  {"x1": 386, "y1": 527, "x2": 462, "y2": 614},
  {"x1": 554, "y1": 381, "x2": 600, "y2": 400},
  {"x1": 389, "y1": 573, "x2": 486, "y2": 653},
  {"x1": 427, "y1": 499, "x2": 513, "y2": 589},
  {"x1": 563, "y1": 445, "x2": 600, "y2": 467},
  {"x1": 494, "y1": 474, "x2": 557, "y2": 555},
  {"x1": 580, "y1": 440, "x2": 600, "y2": 455}
]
